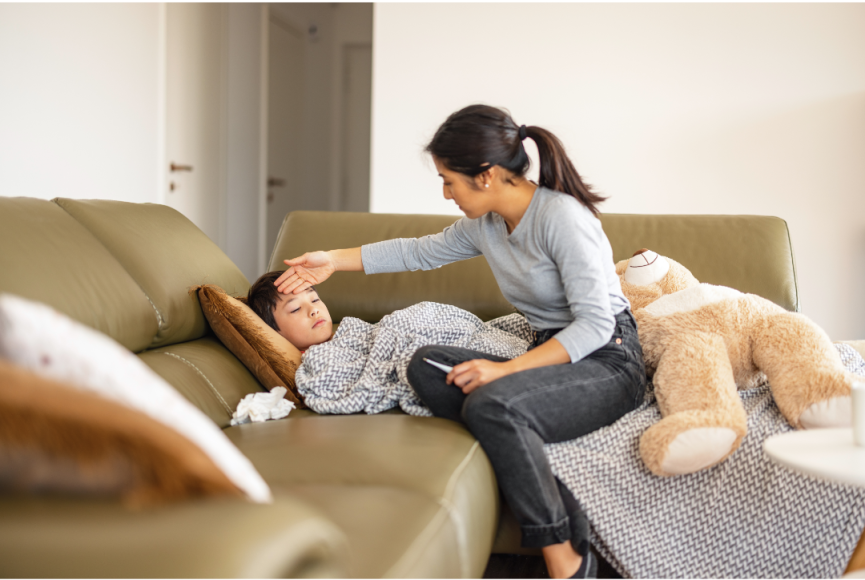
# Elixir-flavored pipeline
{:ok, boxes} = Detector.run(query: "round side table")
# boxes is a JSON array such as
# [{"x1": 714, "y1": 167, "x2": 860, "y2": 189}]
[{"x1": 763, "y1": 428, "x2": 865, "y2": 488}]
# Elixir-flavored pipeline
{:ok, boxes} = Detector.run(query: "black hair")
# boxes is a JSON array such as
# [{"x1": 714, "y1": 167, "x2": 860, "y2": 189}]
[
  {"x1": 425, "y1": 104, "x2": 607, "y2": 217},
  {"x1": 247, "y1": 271, "x2": 285, "y2": 332}
]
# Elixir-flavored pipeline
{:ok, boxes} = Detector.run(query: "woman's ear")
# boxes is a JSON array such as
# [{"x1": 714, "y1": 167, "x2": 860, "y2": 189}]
[{"x1": 476, "y1": 167, "x2": 495, "y2": 190}]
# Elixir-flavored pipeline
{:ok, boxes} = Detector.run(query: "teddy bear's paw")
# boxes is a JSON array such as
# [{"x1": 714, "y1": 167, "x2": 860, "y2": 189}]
[
  {"x1": 641, "y1": 418, "x2": 742, "y2": 477},
  {"x1": 661, "y1": 427, "x2": 739, "y2": 475},
  {"x1": 798, "y1": 396, "x2": 851, "y2": 429}
]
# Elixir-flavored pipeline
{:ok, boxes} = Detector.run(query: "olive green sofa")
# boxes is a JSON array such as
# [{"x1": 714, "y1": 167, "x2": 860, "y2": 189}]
[{"x1": 3, "y1": 196, "x2": 854, "y2": 578}]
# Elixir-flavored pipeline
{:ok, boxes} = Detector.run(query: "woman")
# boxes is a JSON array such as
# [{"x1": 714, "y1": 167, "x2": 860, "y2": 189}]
[{"x1": 274, "y1": 105, "x2": 646, "y2": 579}]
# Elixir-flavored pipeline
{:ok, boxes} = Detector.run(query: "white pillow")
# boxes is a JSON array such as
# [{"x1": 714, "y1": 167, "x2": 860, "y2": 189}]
[{"x1": 0, "y1": 293, "x2": 272, "y2": 504}]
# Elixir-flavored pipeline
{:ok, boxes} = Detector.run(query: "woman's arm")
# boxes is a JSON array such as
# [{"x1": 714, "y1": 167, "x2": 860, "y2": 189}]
[
  {"x1": 274, "y1": 248, "x2": 363, "y2": 295},
  {"x1": 448, "y1": 338, "x2": 570, "y2": 394}
]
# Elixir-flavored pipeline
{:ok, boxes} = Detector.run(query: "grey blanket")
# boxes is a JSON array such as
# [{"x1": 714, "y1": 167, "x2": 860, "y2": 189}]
[
  {"x1": 296, "y1": 303, "x2": 865, "y2": 578},
  {"x1": 295, "y1": 302, "x2": 531, "y2": 416}
]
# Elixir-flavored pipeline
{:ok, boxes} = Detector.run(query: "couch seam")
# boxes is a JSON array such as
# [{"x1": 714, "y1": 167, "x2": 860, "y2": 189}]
[
  {"x1": 160, "y1": 352, "x2": 232, "y2": 415},
  {"x1": 144, "y1": 294, "x2": 165, "y2": 329}
]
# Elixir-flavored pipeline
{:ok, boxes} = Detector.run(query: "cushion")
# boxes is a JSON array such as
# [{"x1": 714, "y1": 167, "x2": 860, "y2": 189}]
[
  {"x1": 196, "y1": 284, "x2": 305, "y2": 408},
  {"x1": 0, "y1": 360, "x2": 242, "y2": 507},
  {"x1": 0, "y1": 293, "x2": 272, "y2": 503}
]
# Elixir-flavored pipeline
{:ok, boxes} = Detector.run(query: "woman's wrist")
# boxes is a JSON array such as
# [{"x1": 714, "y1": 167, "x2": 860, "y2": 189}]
[{"x1": 327, "y1": 248, "x2": 364, "y2": 272}]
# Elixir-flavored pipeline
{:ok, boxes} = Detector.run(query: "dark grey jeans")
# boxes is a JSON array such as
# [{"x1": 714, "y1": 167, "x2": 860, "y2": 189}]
[{"x1": 406, "y1": 309, "x2": 646, "y2": 553}]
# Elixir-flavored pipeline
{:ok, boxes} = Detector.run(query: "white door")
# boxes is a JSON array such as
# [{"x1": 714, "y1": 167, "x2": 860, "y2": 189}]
[
  {"x1": 266, "y1": 16, "x2": 304, "y2": 253},
  {"x1": 341, "y1": 44, "x2": 372, "y2": 213},
  {"x1": 165, "y1": 3, "x2": 224, "y2": 244}
]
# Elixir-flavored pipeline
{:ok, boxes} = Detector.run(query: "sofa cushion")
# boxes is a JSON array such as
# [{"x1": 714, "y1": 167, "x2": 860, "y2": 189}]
[
  {"x1": 0, "y1": 359, "x2": 242, "y2": 506},
  {"x1": 225, "y1": 413, "x2": 499, "y2": 577},
  {"x1": 139, "y1": 336, "x2": 266, "y2": 428},
  {"x1": 0, "y1": 197, "x2": 157, "y2": 352},
  {"x1": 197, "y1": 284, "x2": 303, "y2": 407},
  {"x1": 54, "y1": 198, "x2": 250, "y2": 349}
]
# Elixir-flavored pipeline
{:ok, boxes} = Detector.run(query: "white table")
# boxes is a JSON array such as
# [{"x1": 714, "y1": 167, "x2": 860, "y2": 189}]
[{"x1": 764, "y1": 428, "x2": 865, "y2": 488}]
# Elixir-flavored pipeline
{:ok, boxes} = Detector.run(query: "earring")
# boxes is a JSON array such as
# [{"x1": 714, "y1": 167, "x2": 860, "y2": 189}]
[{"x1": 485, "y1": 183, "x2": 489, "y2": 188}]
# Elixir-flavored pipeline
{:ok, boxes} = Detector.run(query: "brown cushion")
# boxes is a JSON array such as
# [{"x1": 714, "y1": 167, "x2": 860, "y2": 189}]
[
  {"x1": 0, "y1": 360, "x2": 242, "y2": 507},
  {"x1": 196, "y1": 285, "x2": 305, "y2": 408}
]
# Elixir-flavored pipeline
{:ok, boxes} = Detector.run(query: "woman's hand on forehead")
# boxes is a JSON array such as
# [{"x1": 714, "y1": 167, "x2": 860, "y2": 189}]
[{"x1": 275, "y1": 251, "x2": 336, "y2": 294}]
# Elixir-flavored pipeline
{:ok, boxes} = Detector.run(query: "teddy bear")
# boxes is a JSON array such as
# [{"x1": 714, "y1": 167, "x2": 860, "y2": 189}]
[{"x1": 618, "y1": 249, "x2": 857, "y2": 477}]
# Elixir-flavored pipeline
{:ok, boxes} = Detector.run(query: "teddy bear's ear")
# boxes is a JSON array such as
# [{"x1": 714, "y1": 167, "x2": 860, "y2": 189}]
[{"x1": 624, "y1": 249, "x2": 670, "y2": 286}]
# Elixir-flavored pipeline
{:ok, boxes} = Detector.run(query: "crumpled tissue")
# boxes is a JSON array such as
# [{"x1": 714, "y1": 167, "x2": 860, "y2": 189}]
[{"x1": 230, "y1": 386, "x2": 295, "y2": 426}]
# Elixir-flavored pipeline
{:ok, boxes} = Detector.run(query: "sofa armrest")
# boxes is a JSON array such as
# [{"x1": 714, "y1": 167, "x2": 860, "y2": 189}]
[{"x1": 0, "y1": 493, "x2": 348, "y2": 578}]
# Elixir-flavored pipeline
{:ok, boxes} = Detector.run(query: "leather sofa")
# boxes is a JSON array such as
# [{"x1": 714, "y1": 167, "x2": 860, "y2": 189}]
[{"x1": 1, "y1": 197, "x2": 860, "y2": 577}]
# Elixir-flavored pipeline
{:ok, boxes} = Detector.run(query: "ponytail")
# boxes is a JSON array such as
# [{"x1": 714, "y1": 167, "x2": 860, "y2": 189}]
[
  {"x1": 426, "y1": 104, "x2": 606, "y2": 218},
  {"x1": 524, "y1": 126, "x2": 607, "y2": 218}
]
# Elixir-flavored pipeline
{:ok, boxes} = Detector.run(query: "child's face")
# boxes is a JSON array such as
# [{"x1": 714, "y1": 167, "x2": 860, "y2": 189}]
[{"x1": 272, "y1": 287, "x2": 333, "y2": 350}]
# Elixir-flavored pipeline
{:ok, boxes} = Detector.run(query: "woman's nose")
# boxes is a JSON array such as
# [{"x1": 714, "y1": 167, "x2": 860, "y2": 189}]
[{"x1": 443, "y1": 186, "x2": 452, "y2": 200}]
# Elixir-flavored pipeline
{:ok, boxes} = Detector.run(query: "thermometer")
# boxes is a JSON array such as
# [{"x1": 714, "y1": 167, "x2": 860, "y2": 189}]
[{"x1": 423, "y1": 358, "x2": 453, "y2": 373}]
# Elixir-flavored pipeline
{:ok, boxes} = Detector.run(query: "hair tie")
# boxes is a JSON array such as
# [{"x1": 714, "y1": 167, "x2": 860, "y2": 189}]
[{"x1": 518, "y1": 125, "x2": 527, "y2": 141}]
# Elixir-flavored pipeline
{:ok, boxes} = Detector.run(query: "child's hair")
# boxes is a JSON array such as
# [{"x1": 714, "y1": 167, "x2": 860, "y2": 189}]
[{"x1": 247, "y1": 271, "x2": 285, "y2": 332}]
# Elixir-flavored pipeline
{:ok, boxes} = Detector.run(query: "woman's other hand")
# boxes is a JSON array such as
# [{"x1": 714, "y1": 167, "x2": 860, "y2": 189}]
[
  {"x1": 275, "y1": 251, "x2": 335, "y2": 294},
  {"x1": 447, "y1": 359, "x2": 514, "y2": 394}
]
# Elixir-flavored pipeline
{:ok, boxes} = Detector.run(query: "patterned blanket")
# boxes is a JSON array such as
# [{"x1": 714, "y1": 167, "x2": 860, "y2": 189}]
[
  {"x1": 295, "y1": 302, "x2": 532, "y2": 416},
  {"x1": 295, "y1": 302, "x2": 865, "y2": 578}
]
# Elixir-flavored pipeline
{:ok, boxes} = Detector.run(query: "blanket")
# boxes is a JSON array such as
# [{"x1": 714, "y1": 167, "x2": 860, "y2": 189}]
[
  {"x1": 295, "y1": 302, "x2": 532, "y2": 416},
  {"x1": 296, "y1": 302, "x2": 865, "y2": 578}
]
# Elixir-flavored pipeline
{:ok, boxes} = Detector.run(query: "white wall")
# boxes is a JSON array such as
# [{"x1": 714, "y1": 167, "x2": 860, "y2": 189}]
[
  {"x1": 0, "y1": 4, "x2": 160, "y2": 203},
  {"x1": 372, "y1": 3, "x2": 865, "y2": 340}
]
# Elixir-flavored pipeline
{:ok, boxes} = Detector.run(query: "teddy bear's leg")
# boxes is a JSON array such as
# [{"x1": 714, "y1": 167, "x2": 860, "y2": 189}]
[
  {"x1": 640, "y1": 333, "x2": 748, "y2": 477},
  {"x1": 752, "y1": 312, "x2": 852, "y2": 429}
]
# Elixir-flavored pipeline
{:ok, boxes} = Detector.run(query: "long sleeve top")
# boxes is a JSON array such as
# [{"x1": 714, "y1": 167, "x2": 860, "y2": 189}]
[{"x1": 360, "y1": 187, "x2": 630, "y2": 363}]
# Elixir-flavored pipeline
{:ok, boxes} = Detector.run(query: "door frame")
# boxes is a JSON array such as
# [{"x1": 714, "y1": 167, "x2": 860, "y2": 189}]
[{"x1": 157, "y1": 2, "x2": 271, "y2": 279}]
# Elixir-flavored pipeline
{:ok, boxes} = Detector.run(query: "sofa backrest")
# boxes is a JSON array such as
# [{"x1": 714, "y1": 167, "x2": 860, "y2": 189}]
[
  {"x1": 270, "y1": 211, "x2": 799, "y2": 323},
  {"x1": 0, "y1": 197, "x2": 250, "y2": 351},
  {"x1": 0, "y1": 197, "x2": 260, "y2": 427}
]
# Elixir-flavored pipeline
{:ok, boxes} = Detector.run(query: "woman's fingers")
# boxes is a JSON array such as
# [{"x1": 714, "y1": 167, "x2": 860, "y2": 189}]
[
  {"x1": 277, "y1": 271, "x2": 306, "y2": 294},
  {"x1": 449, "y1": 362, "x2": 477, "y2": 390},
  {"x1": 283, "y1": 255, "x2": 308, "y2": 267},
  {"x1": 274, "y1": 267, "x2": 296, "y2": 289}
]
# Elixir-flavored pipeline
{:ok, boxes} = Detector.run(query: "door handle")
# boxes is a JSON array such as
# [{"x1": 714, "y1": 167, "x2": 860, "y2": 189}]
[
  {"x1": 268, "y1": 177, "x2": 286, "y2": 188},
  {"x1": 170, "y1": 162, "x2": 193, "y2": 172}
]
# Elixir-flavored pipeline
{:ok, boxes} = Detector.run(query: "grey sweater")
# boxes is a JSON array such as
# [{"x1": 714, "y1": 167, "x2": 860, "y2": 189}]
[{"x1": 361, "y1": 187, "x2": 630, "y2": 363}]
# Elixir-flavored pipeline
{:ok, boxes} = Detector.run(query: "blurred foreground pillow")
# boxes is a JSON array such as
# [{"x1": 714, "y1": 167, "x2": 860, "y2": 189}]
[
  {"x1": 196, "y1": 284, "x2": 304, "y2": 408},
  {"x1": 0, "y1": 293, "x2": 271, "y2": 504},
  {"x1": 0, "y1": 360, "x2": 242, "y2": 507}
]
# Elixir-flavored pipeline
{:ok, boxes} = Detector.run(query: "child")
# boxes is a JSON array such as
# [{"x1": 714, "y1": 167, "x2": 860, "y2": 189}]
[{"x1": 246, "y1": 271, "x2": 333, "y2": 351}]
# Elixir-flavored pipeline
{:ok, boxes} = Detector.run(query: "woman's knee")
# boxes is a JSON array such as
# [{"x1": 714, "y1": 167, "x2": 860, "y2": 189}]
[{"x1": 461, "y1": 386, "x2": 511, "y2": 428}]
